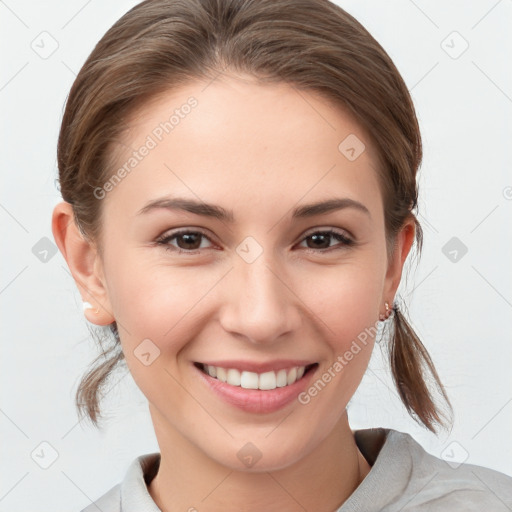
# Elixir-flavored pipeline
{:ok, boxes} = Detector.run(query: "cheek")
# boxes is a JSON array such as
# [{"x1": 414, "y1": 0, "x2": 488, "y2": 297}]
[
  {"x1": 104, "y1": 257, "x2": 210, "y2": 350},
  {"x1": 298, "y1": 267, "x2": 380, "y2": 415},
  {"x1": 297, "y1": 258, "x2": 383, "y2": 348},
  {"x1": 107, "y1": 263, "x2": 205, "y2": 404}
]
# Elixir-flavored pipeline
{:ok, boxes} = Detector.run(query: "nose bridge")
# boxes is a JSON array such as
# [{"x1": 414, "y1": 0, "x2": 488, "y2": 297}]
[{"x1": 220, "y1": 248, "x2": 298, "y2": 344}]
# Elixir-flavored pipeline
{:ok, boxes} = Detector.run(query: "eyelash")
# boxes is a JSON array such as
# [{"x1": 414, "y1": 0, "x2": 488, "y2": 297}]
[{"x1": 155, "y1": 228, "x2": 355, "y2": 255}]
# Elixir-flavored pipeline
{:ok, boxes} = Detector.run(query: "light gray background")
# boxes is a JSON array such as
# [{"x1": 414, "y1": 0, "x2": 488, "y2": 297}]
[{"x1": 1, "y1": 0, "x2": 511, "y2": 510}]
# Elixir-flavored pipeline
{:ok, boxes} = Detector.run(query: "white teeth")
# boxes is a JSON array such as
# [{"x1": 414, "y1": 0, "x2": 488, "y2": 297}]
[
  {"x1": 240, "y1": 371, "x2": 259, "y2": 389},
  {"x1": 202, "y1": 364, "x2": 309, "y2": 390},
  {"x1": 226, "y1": 368, "x2": 241, "y2": 386},
  {"x1": 287, "y1": 367, "x2": 297, "y2": 385},
  {"x1": 216, "y1": 367, "x2": 227, "y2": 382},
  {"x1": 276, "y1": 369, "x2": 288, "y2": 387},
  {"x1": 258, "y1": 371, "x2": 276, "y2": 390}
]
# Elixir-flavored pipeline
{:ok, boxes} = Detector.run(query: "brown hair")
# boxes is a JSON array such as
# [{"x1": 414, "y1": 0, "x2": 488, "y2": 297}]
[{"x1": 57, "y1": 0, "x2": 453, "y2": 433}]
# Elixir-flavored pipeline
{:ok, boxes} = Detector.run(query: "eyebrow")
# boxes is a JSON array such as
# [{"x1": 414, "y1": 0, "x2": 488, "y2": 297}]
[{"x1": 137, "y1": 196, "x2": 371, "y2": 221}]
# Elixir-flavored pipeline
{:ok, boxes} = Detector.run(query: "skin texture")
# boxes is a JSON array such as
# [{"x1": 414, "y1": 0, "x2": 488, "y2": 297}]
[{"x1": 52, "y1": 73, "x2": 415, "y2": 511}]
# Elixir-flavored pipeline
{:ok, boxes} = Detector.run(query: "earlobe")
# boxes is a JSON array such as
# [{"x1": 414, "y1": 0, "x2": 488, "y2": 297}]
[{"x1": 51, "y1": 201, "x2": 115, "y2": 326}]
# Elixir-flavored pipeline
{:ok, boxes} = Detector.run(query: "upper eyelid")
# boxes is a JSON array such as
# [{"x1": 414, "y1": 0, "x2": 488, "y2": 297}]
[{"x1": 302, "y1": 226, "x2": 352, "y2": 239}]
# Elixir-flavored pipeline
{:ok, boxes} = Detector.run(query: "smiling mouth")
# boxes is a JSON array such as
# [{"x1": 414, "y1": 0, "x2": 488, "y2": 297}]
[{"x1": 194, "y1": 362, "x2": 318, "y2": 390}]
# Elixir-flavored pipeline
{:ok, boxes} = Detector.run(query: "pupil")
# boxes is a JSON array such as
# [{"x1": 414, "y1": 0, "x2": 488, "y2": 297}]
[
  {"x1": 180, "y1": 233, "x2": 200, "y2": 249},
  {"x1": 310, "y1": 234, "x2": 328, "y2": 249}
]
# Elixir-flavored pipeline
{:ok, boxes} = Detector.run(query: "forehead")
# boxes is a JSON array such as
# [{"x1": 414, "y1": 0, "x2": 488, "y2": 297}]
[{"x1": 103, "y1": 74, "x2": 383, "y2": 222}]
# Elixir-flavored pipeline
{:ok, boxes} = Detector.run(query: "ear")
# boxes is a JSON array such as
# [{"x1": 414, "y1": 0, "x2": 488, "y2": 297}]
[
  {"x1": 51, "y1": 201, "x2": 115, "y2": 326},
  {"x1": 382, "y1": 217, "x2": 416, "y2": 308}
]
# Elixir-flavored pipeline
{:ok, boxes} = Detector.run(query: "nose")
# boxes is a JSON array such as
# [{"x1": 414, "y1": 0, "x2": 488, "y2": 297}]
[{"x1": 219, "y1": 252, "x2": 301, "y2": 345}]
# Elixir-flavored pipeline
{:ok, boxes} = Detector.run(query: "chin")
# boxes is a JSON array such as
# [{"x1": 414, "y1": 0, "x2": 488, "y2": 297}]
[{"x1": 206, "y1": 436, "x2": 314, "y2": 474}]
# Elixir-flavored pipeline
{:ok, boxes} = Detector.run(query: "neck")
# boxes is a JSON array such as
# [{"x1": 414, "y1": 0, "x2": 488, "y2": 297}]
[{"x1": 148, "y1": 409, "x2": 371, "y2": 512}]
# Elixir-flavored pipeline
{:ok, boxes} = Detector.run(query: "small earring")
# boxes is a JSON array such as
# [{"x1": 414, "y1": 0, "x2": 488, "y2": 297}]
[
  {"x1": 379, "y1": 301, "x2": 391, "y2": 322},
  {"x1": 83, "y1": 301, "x2": 99, "y2": 314}
]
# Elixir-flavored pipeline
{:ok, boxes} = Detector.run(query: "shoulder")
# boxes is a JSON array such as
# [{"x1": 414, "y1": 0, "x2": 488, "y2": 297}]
[
  {"x1": 79, "y1": 483, "x2": 121, "y2": 512},
  {"x1": 77, "y1": 452, "x2": 161, "y2": 512},
  {"x1": 390, "y1": 429, "x2": 512, "y2": 511}
]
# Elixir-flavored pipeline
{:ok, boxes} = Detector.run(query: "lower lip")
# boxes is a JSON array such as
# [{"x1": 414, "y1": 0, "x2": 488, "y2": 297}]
[{"x1": 194, "y1": 363, "x2": 319, "y2": 414}]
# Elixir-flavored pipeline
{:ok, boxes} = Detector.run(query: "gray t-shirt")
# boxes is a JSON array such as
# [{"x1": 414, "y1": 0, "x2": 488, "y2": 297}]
[{"x1": 80, "y1": 427, "x2": 512, "y2": 511}]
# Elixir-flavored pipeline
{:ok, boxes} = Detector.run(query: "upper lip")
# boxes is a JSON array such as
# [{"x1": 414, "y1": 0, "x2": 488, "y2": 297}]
[{"x1": 196, "y1": 360, "x2": 317, "y2": 373}]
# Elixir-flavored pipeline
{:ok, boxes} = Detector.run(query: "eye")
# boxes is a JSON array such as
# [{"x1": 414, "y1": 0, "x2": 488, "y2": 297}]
[
  {"x1": 155, "y1": 229, "x2": 214, "y2": 254},
  {"x1": 298, "y1": 229, "x2": 355, "y2": 252},
  {"x1": 155, "y1": 228, "x2": 355, "y2": 255}
]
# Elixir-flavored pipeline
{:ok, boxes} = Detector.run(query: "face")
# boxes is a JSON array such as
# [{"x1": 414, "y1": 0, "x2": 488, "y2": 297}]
[{"x1": 91, "y1": 74, "x2": 397, "y2": 471}]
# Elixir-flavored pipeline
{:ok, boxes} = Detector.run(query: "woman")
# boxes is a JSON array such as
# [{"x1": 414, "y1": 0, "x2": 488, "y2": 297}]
[{"x1": 51, "y1": 0, "x2": 512, "y2": 510}]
